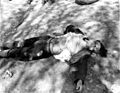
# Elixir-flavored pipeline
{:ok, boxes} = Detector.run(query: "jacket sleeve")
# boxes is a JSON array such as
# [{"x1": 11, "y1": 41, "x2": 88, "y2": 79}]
[
  {"x1": 69, "y1": 49, "x2": 90, "y2": 64},
  {"x1": 70, "y1": 52, "x2": 91, "y2": 85}
]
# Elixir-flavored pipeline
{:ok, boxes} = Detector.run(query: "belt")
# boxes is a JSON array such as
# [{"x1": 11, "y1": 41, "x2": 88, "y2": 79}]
[{"x1": 46, "y1": 37, "x2": 54, "y2": 54}]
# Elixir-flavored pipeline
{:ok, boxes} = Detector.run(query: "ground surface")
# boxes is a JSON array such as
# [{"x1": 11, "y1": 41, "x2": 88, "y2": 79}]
[{"x1": 0, "y1": 0, "x2": 119, "y2": 93}]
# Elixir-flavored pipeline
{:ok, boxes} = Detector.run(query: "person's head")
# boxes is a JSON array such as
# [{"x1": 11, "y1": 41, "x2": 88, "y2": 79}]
[
  {"x1": 89, "y1": 40, "x2": 107, "y2": 57},
  {"x1": 64, "y1": 25, "x2": 84, "y2": 35},
  {"x1": 64, "y1": 25, "x2": 75, "y2": 34}
]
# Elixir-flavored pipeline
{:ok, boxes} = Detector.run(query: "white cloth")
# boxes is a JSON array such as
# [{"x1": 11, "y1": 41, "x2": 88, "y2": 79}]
[
  {"x1": 111, "y1": 84, "x2": 120, "y2": 93},
  {"x1": 54, "y1": 49, "x2": 71, "y2": 62}
]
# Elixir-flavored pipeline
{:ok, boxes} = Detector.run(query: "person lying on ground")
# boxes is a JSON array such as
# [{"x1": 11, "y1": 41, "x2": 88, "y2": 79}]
[
  {"x1": 0, "y1": 24, "x2": 107, "y2": 62},
  {"x1": 68, "y1": 40, "x2": 107, "y2": 92},
  {"x1": 0, "y1": 24, "x2": 84, "y2": 61},
  {"x1": 0, "y1": 32, "x2": 88, "y2": 61},
  {"x1": 0, "y1": 25, "x2": 108, "y2": 92},
  {"x1": 0, "y1": 35, "x2": 52, "y2": 60},
  {"x1": 0, "y1": 34, "x2": 108, "y2": 92},
  {"x1": 0, "y1": 31, "x2": 102, "y2": 62}
]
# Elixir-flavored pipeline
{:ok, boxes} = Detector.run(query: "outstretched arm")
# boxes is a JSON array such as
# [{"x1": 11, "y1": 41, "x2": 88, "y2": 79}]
[
  {"x1": 69, "y1": 49, "x2": 91, "y2": 64},
  {"x1": 70, "y1": 53, "x2": 91, "y2": 92}
]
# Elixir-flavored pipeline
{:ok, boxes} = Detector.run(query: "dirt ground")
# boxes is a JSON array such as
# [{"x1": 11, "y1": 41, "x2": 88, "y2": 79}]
[{"x1": 0, "y1": 0, "x2": 119, "y2": 93}]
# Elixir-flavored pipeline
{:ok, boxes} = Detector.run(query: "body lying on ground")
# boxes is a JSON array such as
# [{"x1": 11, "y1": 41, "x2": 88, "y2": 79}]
[
  {"x1": 0, "y1": 32, "x2": 106, "y2": 61},
  {"x1": 0, "y1": 24, "x2": 87, "y2": 61},
  {"x1": 0, "y1": 24, "x2": 107, "y2": 92}
]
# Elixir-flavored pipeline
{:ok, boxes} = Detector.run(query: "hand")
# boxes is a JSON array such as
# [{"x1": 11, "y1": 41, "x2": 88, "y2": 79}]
[
  {"x1": 76, "y1": 79, "x2": 83, "y2": 92},
  {"x1": 37, "y1": 51, "x2": 43, "y2": 57}
]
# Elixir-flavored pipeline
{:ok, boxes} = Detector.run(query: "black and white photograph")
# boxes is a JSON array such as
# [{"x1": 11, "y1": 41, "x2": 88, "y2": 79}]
[{"x1": 0, "y1": 0, "x2": 119, "y2": 93}]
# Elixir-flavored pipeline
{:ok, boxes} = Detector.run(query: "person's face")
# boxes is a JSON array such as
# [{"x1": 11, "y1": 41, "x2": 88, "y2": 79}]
[{"x1": 89, "y1": 40, "x2": 101, "y2": 53}]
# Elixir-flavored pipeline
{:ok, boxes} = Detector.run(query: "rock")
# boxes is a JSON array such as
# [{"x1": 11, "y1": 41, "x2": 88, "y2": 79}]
[
  {"x1": 111, "y1": 84, "x2": 120, "y2": 93},
  {"x1": 2, "y1": 70, "x2": 13, "y2": 79},
  {"x1": 75, "y1": 0, "x2": 99, "y2": 5},
  {"x1": 43, "y1": 0, "x2": 55, "y2": 5}
]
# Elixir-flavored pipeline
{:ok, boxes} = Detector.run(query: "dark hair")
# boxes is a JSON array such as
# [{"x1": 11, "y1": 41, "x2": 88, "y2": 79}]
[
  {"x1": 64, "y1": 25, "x2": 75, "y2": 34},
  {"x1": 96, "y1": 40, "x2": 108, "y2": 57},
  {"x1": 75, "y1": 28, "x2": 84, "y2": 35},
  {"x1": 83, "y1": 37, "x2": 89, "y2": 41},
  {"x1": 64, "y1": 25, "x2": 84, "y2": 35}
]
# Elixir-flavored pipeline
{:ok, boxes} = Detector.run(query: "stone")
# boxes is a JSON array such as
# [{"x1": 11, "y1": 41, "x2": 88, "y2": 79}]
[{"x1": 75, "y1": 0, "x2": 99, "y2": 5}]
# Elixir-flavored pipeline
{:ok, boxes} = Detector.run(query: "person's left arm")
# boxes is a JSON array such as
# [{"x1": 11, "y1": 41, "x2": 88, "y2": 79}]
[{"x1": 70, "y1": 53, "x2": 91, "y2": 92}]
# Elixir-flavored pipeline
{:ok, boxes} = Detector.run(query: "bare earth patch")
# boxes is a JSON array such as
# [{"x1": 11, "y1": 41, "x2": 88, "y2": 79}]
[{"x1": 0, "y1": 0, "x2": 119, "y2": 93}]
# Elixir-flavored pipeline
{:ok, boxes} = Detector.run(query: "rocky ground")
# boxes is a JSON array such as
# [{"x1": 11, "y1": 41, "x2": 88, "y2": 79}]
[{"x1": 0, "y1": 0, "x2": 119, "y2": 93}]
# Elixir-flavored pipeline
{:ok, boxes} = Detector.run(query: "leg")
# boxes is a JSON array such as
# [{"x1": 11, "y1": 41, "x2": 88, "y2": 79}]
[
  {"x1": 0, "y1": 47, "x2": 31, "y2": 60},
  {"x1": 21, "y1": 35, "x2": 51, "y2": 47},
  {"x1": 0, "y1": 37, "x2": 40, "y2": 50},
  {"x1": 28, "y1": 40, "x2": 47, "y2": 60},
  {"x1": 28, "y1": 36, "x2": 53, "y2": 60}
]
